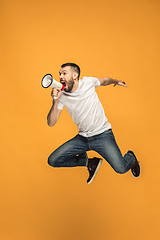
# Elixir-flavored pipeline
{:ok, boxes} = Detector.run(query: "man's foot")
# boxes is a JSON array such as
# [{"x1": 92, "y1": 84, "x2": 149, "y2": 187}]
[
  {"x1": 87, "y1": 157, "x2": 103, "y2": 184},
  {"x1": 128, "y1": 150, "x2": 140, "y2": 177}
]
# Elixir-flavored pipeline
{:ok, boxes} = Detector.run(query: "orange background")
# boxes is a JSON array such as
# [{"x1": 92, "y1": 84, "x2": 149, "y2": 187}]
[{"x1": 1, "y1": 0, "x2": 160, "y2": 239}]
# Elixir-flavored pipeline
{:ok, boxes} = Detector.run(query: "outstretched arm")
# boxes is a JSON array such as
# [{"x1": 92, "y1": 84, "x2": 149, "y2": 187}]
[{"x1": 98, "y1": 77, "x2": 128, "y2": 87}]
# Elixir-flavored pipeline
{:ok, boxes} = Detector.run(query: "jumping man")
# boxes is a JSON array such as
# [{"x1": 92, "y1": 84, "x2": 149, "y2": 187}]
[{"x1": 47, "y1": 63, "x2": 140, "y2": 184}]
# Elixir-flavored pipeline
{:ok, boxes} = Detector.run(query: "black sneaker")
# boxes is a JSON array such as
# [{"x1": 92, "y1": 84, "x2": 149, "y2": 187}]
[
  {"x1": 128, "y1": 150, "x2": 140, "y2": 177},
  {"x1": 87, "y1": 157, "x2": 103, "y2": 184}
]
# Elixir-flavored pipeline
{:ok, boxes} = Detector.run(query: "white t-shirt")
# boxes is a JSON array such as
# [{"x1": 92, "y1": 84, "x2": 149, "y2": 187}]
[{"x1": 57, "y1": 76, "x2": 112, "y2": 137}]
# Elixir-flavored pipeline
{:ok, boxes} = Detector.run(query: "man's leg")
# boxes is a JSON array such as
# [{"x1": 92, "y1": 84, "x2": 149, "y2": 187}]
[
  {"x1": 48, "y1": 134, "x2": 103, "y2": 184},
  {"x1": 48, "y1": 134, "x2": 89, "y2": 167},
  {"x1": 90, "y1": 129, "x2": 140, "y2": 176}
]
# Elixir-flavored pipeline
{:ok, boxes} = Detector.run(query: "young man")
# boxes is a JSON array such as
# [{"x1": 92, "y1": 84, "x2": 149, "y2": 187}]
[{"x1": 47, "y1": 63, "x2": 140, "y2": 184}]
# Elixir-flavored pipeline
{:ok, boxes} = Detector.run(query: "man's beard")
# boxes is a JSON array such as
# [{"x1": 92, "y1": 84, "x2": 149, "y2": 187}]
[{"x1": 64, "y1": 77, "x2": 74, "y2": 93}]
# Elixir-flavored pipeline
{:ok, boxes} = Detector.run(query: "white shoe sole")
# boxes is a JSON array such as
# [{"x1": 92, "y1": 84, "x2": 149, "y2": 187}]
[{"x1": 87, "y1": 159, "x2": 103, "y2": 184}]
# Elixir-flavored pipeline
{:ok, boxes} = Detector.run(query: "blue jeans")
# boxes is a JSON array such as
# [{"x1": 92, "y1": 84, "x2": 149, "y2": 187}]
[{"x1": 48, "y1": 129, "x2": 135, "y2": 174}]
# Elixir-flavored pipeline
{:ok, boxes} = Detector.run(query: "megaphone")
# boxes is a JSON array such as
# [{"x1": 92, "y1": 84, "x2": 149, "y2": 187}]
[
  {"x1": 41, "y1": 73, "x2": 65, "y2": 90},
  {"x1": 41, "y1": 74, "x2": 65, "y2": 99}
]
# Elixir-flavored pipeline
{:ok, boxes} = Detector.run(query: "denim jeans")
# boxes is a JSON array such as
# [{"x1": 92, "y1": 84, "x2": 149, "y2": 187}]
[{"x1": 48, "y1": 129, "x2": 135, "y2": 174}]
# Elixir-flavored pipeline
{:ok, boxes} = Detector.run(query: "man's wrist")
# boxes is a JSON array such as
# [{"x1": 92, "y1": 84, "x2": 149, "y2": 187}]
[{"x1": 52, "y1": 98, "x2": 59, "y2": 105}]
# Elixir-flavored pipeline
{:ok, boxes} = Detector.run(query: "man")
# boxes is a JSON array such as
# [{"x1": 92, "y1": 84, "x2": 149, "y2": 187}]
[{"x1": 47, "y1": 63, "x2": 140, "y2": 184}]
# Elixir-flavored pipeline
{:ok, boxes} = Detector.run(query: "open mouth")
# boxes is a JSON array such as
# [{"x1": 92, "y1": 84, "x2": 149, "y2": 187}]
[{"x1": 61, "y1": 81, "x2": 66, "y2": 88}]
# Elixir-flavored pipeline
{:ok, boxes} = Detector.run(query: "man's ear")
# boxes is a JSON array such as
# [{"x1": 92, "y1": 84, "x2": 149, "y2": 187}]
[{"x1": 73, "y1": 72, "x2": 78, "y2": 79}]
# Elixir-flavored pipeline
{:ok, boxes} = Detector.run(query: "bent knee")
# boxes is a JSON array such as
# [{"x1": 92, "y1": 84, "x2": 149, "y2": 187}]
[{"x1": 48, "y1": 155, "x2": 57, "y2": 167}]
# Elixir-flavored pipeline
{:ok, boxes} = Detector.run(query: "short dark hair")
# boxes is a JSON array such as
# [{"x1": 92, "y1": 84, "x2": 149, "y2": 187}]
[{"x1": 61, "y1": 63, "x2": 80, "y2": 79}]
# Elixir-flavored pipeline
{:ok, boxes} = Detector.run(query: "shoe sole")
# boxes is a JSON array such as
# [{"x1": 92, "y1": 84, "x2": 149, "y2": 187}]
[
  {"x1": 131, "y1": 163, "x2": 140, "y2": 178},
  {"x1": 87, "y1": 159, "x2": 103, "y2": 184}
]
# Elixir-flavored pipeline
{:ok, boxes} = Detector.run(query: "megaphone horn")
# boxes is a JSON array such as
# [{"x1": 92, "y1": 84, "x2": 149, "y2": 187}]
[{"x1": 41, "y1": 73, "x2": 65, "y2": 90}]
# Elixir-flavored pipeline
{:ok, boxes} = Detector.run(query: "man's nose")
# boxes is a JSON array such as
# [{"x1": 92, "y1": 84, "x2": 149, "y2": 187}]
[{"x1": 60, "y1": 76, "x2": 64, "y2": 80}]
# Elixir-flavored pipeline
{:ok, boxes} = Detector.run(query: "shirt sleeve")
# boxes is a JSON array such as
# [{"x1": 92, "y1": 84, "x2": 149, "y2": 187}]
[{"x1": 85, "y1": 76, "x2": 101, "y2": 87}]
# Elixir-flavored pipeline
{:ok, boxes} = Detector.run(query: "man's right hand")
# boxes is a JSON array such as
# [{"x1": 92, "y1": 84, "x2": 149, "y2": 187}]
[{"x1": 51, "y1": 87, "x2": 61, "y2": 101}]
